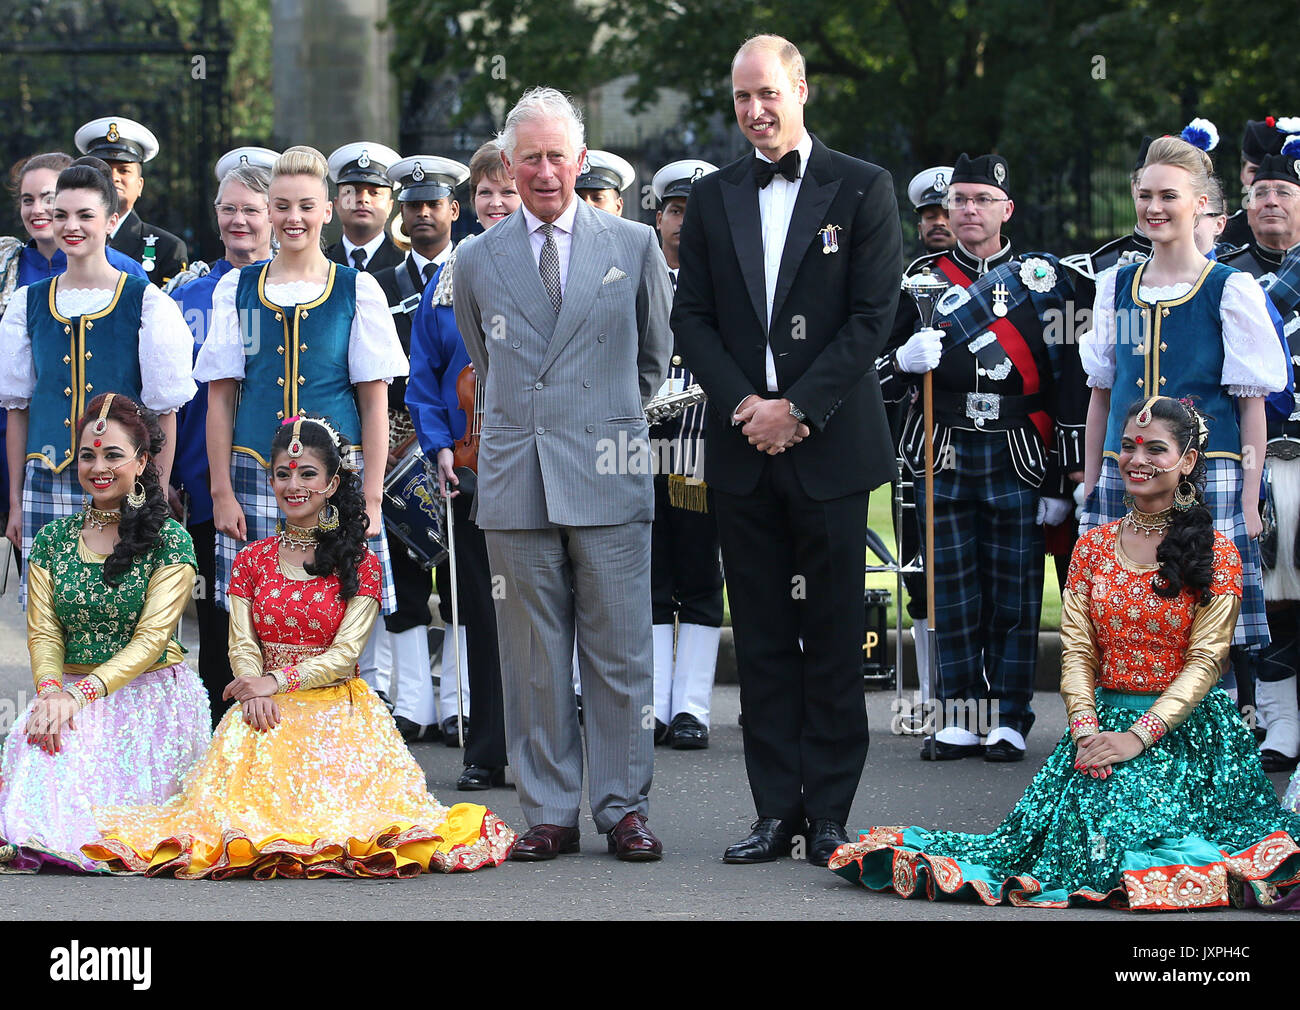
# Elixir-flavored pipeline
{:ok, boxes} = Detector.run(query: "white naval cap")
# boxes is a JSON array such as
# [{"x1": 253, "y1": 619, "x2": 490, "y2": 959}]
[
  {"x1": 214, "y1": 146, "x2": 279, "y2": 181},
  {"x1": 387, "y1": 156, "x2": 470, "y2": 202},
  {"x1": 652, "y1": 159, "x2": 718, "y2": 202},
  {"x1": 74, "y1": 116, "x2": 160, "y2": 164},
  {"x1": 327, "y1": 142, "x2": 403, "y2": 188},
  {"x1": 907, "y1": 166, "x2": 954, "y2": 211},
  {"x1": 576, "y1": 150, "x2": 636, "y2": 193}
]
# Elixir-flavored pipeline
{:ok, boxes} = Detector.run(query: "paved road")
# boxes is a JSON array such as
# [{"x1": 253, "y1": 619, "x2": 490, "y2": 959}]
[{"x1": 0, "y1": 591, "x2": 1293, "y2": 921}]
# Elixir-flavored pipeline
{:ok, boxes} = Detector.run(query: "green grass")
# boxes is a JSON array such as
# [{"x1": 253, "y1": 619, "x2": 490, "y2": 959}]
[{"x1": 720, "y1": 484, "x2": 1063, "y2": 631}]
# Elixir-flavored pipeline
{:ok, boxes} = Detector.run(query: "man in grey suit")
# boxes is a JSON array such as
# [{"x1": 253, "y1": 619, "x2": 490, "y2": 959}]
[{"x1": 452, "y1": 88, "x2": 674, "y2": 861}]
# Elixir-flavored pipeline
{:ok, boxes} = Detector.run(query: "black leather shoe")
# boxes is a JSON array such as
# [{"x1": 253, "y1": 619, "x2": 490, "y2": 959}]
[
  {"x1": 920, "y1": 737, "x2": 983, "y2": 760},
  {"x1": 441, "y1": 716, "x2": 468, "y2": 747},
  {"x1": 669, "y1": 713, "x2": 709, "y2": 750},
  {"x1": 984, "y1": 739, "x2": 1026, "y2": 762},
  {"x1": 653, "y1": 719, "x2": 671, "y2": 746},
  {"x1": 376, "y1": 690, "x2": 395, "y2": 714},
  {"x1": 723, "y1": 817, "x2": 805, "y2": 864},
  {"x1": 807, "y1": 819, "x2": 850, "y2": 867},
  {"x1": 1261, "y1": 748, "x2": 1300, "y2": 772},
  {"x1": 393, "y1": 715, "x2": 436, "y2": 743},
  {"x1": 457, "y1": 765, "x2": 506, "y2": 790}
]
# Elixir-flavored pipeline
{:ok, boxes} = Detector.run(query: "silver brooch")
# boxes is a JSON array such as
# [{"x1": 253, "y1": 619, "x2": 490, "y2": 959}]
[{"x1": 1019, "y1": 257, "x2": 1056, "y2": 293}]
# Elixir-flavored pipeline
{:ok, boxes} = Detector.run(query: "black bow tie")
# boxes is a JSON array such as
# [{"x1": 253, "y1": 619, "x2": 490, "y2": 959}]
[{"x1": 754, "y1": 150, "x2": 801, "y2": 188}]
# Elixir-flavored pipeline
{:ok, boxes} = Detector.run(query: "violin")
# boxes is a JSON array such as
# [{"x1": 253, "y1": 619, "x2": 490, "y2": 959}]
[{"x1": 452, "y1": 363, "x2": 483, "y2": 494}]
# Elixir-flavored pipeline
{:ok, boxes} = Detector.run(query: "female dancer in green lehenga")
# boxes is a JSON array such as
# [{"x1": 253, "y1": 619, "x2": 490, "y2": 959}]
[{"x1": 830, "y1": 396, "x2": 1300, "y2": 909}]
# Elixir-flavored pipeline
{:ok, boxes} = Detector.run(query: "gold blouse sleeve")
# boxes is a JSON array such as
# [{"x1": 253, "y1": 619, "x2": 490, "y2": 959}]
[
  {"x1": 1058, "y1": 588, "x2": 1101, "y2": 740},
  {"x1": 1139, "y1": 591, "x2": 1240, "y2": 740},
  {"x1": 86, "y1": 563, "x2": 196, "y2": 699},
  {"x1": 278, "y1": 595, "x2": 380, "y2": 693},
  {"x1": 226, "y1": 595, "x2": 265, "y2": 680},
  {"x1": 26, "y1": 561, "x2": 67, "y2": 694}
]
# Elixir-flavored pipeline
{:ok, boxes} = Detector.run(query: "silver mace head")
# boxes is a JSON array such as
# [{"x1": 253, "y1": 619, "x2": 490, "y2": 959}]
[{"x1": 901, "y1": 267, "x2": 950, "y2": 330}]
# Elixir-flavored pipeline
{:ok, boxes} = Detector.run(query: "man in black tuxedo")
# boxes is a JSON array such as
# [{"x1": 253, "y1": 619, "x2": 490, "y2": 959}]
[{"x1": 672, "y1": 34, "x2": 901, "y2": 867}]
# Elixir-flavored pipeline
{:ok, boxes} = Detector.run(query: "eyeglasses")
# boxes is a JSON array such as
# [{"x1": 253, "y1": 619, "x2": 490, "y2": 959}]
[
  {"x1": 1250, "y1": 186, "x2": 1299, "y2": 203},
  {"x1": 215, "y1": 203, "x2": 268, "y2": 218},
  {"x1": 942, "y1": 195, "x2": 1009, "y2": 210}
]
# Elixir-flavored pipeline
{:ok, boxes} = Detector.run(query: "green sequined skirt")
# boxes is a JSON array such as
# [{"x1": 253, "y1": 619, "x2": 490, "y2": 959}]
[{"x1": 829, "y1": 689, "x2": 1300, "y2": 909}]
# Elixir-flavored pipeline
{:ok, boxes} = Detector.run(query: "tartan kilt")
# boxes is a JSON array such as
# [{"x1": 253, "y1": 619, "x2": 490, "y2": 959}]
[
  {"x1": 1080, "y1": 456, "x2": 1268, "y2": 649},
  {"x1": 214, "y1": 450, "x2": 396, "y2": 614},
  {"x1": 17, "y1": 461, "x2": 84, "y2": 608}
]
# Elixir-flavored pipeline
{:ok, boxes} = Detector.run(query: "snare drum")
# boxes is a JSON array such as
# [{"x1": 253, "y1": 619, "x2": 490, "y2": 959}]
[{"x1": 382, "y1": 446, "x2": 449, "y2": 568}]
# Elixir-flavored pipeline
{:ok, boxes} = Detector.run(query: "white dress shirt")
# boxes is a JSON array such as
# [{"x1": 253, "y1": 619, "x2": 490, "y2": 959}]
[
  {"x1": 522, "y1": 197, "x2": 580, "y2": 296},
  {"x1": 342, "y1": 231, "x2": 388, "y2": 270},
  {"x1": 756, "y1": 130, "x2": 813, "y2": 391}
]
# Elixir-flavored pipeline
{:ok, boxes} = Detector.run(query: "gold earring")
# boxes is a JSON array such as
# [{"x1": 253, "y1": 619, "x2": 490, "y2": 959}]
[
  {"x1": 1173, "y1": 480, "x2": 1197, "y2": 511},
  {"x1": 126, "y1": 479, "x2": 146, "y2": 509},
  {"x1": 318, "y1": 502, "x2": 340, "y2": 531}
]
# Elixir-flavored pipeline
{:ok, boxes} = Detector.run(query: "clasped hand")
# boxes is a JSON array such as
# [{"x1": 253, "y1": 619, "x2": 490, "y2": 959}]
[
  {"x1": 735, "y1": 396, "x2": 810, "y2": 455},
  {"x1": 222, "y1": 675, "x2": 281, "y2": 732},
  {"x1": 24, "y1": 693, "x2": 79, "y2": 754},
  {"x1": 1074, "y1": 730, "x2": 1144, "y2": 779}
]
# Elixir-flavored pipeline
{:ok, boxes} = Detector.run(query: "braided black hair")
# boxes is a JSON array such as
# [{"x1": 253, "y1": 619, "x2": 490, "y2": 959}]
[
  {"x1": 269, "y1": 416, "x2": 368, "y2": 599},
  {"x1": 1124, "y1": 396, "x2": 1215, "y2": 604},
  {"x1": 77, "y1": 393, "x2": 168, "y2": 587}
]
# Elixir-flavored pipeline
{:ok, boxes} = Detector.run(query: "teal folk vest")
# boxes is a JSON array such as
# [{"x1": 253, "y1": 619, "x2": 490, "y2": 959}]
[
  {"x1": 1106, "y1": 260, "x2": 1241, "y2": 461},
  {"x1": 26, "y1": 273, "x2": 146, "y2": 472},
  {"x1": 231, "y1": 262, "x2": 361, "y2": 465}
]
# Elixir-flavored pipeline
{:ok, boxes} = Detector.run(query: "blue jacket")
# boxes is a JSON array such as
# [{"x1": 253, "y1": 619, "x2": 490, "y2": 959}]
[
  {"x1": 405, "y1": 261, "x2": 470, "y2": 456},
  {"x1": 18, "y1": 241, "x2": 146, "y2": 286}
]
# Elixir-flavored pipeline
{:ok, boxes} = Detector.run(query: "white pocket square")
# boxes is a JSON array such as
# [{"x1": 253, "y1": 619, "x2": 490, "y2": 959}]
[{"x1": 602, "y1": 267, "x2": 628, "y2": 284}]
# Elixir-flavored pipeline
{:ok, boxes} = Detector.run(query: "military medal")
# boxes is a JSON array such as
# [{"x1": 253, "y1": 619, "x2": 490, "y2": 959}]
[
  {"x1": 819, "y1": 224, "x2": 841, "y2": 255},
  {"x1": 1019, "y1": 257, "x2": 1057, "y2": 293},
  {"x1": 142, "y1": 234, "x2": 158, "y2": 272},
  {"x1": 992, "y1": 282, "x2": 1009, "y2": 317}
]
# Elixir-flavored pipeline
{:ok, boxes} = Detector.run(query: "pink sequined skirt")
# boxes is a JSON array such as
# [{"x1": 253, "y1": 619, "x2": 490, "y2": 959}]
[{"x1": 0, "y1": 662, "x2": 211, "y2": 872}]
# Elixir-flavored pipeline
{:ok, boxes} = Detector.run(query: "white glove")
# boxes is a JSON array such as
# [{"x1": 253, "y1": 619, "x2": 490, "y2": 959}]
[
  {"x1": 1036, "y1": 497, "x2": 1073, "y2": 527},
  {"x1": 1073, "y1": 482, "x2": 1089, "y2": 522},
  {"x1": 894, "y1": 327, "x2": 943, "y2": 373}
]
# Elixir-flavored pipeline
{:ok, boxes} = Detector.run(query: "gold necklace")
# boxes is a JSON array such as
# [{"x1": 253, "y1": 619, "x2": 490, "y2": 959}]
[
  {"x1": 83, "y1": 504, "x2": 122, "y2": 530},
  {"x1": 278, "y1": 521, "x2": 318, "y2": 552},
  {"x1": 1122, "y1": 504, "x2": 1173, "y2": 538}
]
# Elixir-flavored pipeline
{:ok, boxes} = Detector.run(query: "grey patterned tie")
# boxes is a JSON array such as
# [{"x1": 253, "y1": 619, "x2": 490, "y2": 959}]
[{"x1": 539, "y1": 222, "x2": 562, "y2": 313}]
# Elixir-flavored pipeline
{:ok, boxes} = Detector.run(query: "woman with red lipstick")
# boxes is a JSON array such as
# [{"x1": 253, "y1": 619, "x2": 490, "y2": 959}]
[
  {"x1": 0, "y1": 160, "x2": 196, "y2": 602},
  {"x1": 829, "y1": 397, "x2": 1300, "y2": 910},
  {"x1": 195, "y1": 146, "x2": 407, "y2": 622},
  {"x1": 85, "y1": 416, "x2": 515, "y2": 877},
  {"x1": 1079, "y1": 136, "x2": 1287, "y2": 659},
  {"x1": 0, "y1": 393, "x2": 209, "y2": 872}
]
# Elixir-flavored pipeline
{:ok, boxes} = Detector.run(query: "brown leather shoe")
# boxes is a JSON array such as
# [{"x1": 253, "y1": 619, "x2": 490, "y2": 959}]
[
  {"x1": 510, "y1": 824, "x2": 581, "y2": 861},
  {"x1": 606, "y1": 811, "x2": 663, "y2": 861}
]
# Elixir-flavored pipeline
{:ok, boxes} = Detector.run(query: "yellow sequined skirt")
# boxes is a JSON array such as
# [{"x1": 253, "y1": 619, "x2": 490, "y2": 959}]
[{"x1": 83, "y1": 679, "x2": 516, "y2": 878}]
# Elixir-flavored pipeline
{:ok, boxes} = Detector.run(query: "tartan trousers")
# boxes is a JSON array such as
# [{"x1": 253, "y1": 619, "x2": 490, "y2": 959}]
[{"x1": 915, "y1": 429, "x2": 1042, "y2": 737}]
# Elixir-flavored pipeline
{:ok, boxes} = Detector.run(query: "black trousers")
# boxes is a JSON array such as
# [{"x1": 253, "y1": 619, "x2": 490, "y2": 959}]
[
  {"x1": 434, "y1": 493, "x2": 507, "y2": 769},
  {"x1": 650, "y1": 475, "x2": 724, "y2": 626},
  {"x1": 384, "y1": 526, "x2": 434, "y2": 635},
  {"x1": 713, "y1": 454, "x2": 870, "y2": 825},
  {"x1": 190, "y1": 519, "x2": 232, "y2": 727}
]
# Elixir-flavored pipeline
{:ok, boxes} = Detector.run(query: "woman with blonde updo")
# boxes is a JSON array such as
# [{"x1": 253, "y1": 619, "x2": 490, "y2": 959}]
[
  {"x1": 195, "y1": 146, "x2": 407, "y2": 659},
  {"x1": 1080, "y1": 135, "x2": 1288, "y2": 660}
]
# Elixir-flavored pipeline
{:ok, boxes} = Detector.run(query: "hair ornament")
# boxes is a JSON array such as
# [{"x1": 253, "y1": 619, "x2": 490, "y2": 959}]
[
  {"x1": 1134, "y1": 396, "x2": 1160, "y2": 428},
  {"x1": 92, "y1": 392, "x2": 116, "y2": 435}
]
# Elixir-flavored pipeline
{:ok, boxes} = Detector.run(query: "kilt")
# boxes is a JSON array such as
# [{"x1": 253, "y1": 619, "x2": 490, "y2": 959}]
[
  {"x1": 17, "y1": 461, "x2": 84, "y2": 608},
  {"x1": 1080, "y1": 456, "x2": 1268, "y2": 649},
  {"x1": 213, "y1": 450, "x2": 396, "y2": 614}
]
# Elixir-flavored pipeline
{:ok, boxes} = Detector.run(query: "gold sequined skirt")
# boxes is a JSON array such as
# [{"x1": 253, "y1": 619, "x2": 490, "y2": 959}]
[{"x1": 83, "y1": 679, "x2": 516, "y2": 878}]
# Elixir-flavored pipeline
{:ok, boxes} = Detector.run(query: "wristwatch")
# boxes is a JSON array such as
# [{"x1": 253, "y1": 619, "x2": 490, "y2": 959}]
[{"x1": 788, "y1": 401, "x2": 807, "y2": 423}]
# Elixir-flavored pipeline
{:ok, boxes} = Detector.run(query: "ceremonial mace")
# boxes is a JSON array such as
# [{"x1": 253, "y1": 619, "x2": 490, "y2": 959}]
[
  {"x1": 900, "y1": 269, "x2": 948, "y2": 761},
  {"x1": 442, "y1": 480, "x2": 465, "y2": 747}
]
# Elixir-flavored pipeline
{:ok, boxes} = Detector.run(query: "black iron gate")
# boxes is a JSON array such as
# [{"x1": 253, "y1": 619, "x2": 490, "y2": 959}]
[{"x1": 0, "y1": 0, "x2": 231, "y2": 259}]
